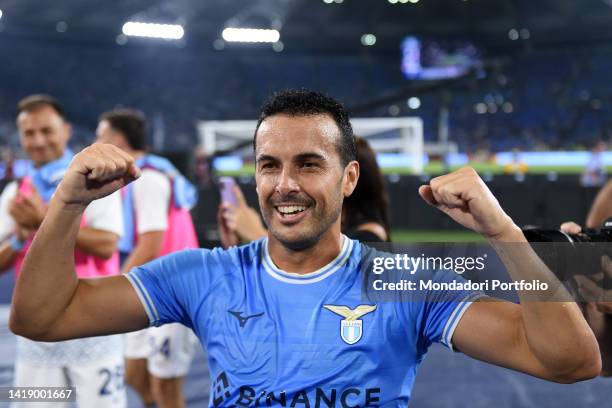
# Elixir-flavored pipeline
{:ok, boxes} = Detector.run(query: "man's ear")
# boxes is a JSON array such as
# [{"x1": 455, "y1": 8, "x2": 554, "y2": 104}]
[{"x1": 343, "y1": 160, "x2": 359, "y2": 197}]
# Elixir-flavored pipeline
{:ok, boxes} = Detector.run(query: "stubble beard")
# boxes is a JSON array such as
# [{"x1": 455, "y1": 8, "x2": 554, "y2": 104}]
[{"x1": 264, "y1": 195, "x2": 343, "y2": 252}]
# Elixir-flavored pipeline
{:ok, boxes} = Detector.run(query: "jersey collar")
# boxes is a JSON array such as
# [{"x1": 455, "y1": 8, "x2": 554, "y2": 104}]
[{"x1": 262, "y1": 235, "x2": 353, "y2": 284}]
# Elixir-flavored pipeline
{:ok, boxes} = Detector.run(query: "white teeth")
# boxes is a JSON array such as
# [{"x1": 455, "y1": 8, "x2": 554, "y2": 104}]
[{"x1": 277, "y1": 205, "x2": 307, "y2": 215}]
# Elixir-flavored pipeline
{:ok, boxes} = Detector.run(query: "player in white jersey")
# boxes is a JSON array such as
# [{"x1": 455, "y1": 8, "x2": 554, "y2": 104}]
[
  {"x1": 96, "y1": 109, "x2": 199, "y2": 408},
  {"x1": 0, "y1": 95, "x2": 126, "y2": 408}
]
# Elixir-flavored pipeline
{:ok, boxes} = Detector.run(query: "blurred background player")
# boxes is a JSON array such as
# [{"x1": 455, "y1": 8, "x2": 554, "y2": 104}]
[
  {"x1": 581, "y1": 141, "x2": 607, "y2": 187},
  {"x1": 96, "y1": 108, "x2": 199, "y2": 408},
  {"x1": 0, "y1": 95, "x2": 126, "y2": 407},
  {"x1": 218, "y1": 137, "x2": 390, "y2": 244}
]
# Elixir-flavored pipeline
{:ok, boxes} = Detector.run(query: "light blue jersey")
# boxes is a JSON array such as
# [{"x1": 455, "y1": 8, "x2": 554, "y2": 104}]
[{"x1": 126, "y1": 236, "x2": 481, "y2": 407}]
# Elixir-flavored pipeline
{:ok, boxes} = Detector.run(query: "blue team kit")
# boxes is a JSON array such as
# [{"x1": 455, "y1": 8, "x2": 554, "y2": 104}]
[{"x1": 126, "y1": 237, "x2": 481, "y2": 407}]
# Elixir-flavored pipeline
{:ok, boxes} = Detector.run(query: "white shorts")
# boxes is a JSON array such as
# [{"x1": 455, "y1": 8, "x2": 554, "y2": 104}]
[
  {"x1": 124, "y1": 323, "x2": 198, "y2": 379},
  {"x1": 11, "y1": 352, "x2": 127, "y2": 408}
]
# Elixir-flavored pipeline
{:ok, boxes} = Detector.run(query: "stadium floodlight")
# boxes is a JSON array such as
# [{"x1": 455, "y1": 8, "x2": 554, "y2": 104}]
[
  {"x1": 361, "y1": 34, "x2": 376, "y2": 46},
  {"x1": 407, "y1": 97, "x2": 421, "y2": 109},
  {"x1": 222, "y1": 28, "x2": 280, "y2": 43},
  {"x1": 122, "y1": 22, "x2": 184, "y2": 40},
  {"x1": 0, "y1": 9, "x2": 3, "y2": 20}
]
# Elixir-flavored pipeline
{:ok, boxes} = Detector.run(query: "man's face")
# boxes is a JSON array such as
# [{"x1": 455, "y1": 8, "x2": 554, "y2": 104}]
[
  {"x1": 255, "y1": 114, "x2": 358, "y2": 250},
  {"x1": 95, "y1": 120, "x2": 126, "y2": 149},
  {"x1": 17, "y1": 106, "x2": 70, "y2": 167}
]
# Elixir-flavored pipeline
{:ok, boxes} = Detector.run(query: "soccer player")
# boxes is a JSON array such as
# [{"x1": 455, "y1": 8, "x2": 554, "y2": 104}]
[
  {"x1": 11, "y1": 90, "x2": 601, "y2": 406},
  {"x1": 95, "y1": 109, "x2": 199, "y2": 408},
  {"x1": 218, "y1": 137, "x2": 390, "y2": 244},
  {"x1": 1, "y1": 95, "x2": 126, "y2": 407}
]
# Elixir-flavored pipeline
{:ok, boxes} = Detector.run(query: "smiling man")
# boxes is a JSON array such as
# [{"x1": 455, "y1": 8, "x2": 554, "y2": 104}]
[
  {"x1": 1, "y1": 95, "x2": 126, "y2": 408},
  {"x1": 10, "y1": 90, "x2": 601, "y2": 407}
]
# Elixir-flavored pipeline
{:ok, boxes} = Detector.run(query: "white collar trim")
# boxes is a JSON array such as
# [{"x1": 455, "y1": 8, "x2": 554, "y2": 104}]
[{"x1": 262, "y1": 235, "x2": 353, "y2": 284}]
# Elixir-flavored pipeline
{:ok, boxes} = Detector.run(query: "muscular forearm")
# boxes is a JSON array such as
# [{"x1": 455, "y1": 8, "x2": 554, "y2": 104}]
[
  {"x1": 10, "y1": 199, "x2": 83, "y2": 338},
  {"x1": 75, "y1": 228, "x2": 118, "y2": 259},
  {"x1": 0, "y1": 242, "x2": 20, "y2": 273},
  {"x1": 490, "y1": 227, "x2": 601, "y2": 379}
]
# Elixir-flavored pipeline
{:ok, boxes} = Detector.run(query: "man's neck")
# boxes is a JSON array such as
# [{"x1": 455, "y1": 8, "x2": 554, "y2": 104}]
[{"x1": 267, "y1": 229, "x2": 344, "y2": 275}]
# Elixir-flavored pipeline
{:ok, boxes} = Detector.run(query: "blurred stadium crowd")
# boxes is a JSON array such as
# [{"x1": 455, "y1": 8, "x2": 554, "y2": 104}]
[{"x1": 0, "y1": 39, "x2": 611, "y2": 158}]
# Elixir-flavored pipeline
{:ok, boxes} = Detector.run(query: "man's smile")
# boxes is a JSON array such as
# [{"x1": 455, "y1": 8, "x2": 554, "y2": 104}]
[{"x1": 274, "y1": 204, "x2": 312, "y2": 224}]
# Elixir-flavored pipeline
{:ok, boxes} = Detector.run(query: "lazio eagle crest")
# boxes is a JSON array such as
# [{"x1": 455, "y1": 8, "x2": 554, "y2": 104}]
[{"x1": 323, "y1": 304, "x2": 377, "y2": 345}]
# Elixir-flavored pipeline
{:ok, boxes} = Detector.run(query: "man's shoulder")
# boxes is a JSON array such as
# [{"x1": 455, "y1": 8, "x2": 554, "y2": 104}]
[
  {"x1": 160, "y1": 240, "x2": 263, "y2": 276},
  {"x1": 356, "y1": 241, "x2": 390, "y2": 262},
  {"x1": 210, "y1": 239, "x2": 263, "y2": 269}
]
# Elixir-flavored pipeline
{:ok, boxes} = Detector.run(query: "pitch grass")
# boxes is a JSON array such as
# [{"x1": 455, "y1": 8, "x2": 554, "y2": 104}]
[
  {"x1": 217, "y1": 162, "x2": 612, "y2": 177},
  {"x1": 391, "y1": 229, "x2": 486, "y2": 243}
]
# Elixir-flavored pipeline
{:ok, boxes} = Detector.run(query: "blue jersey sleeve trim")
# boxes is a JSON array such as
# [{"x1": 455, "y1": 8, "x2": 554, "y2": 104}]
[
  {"x1": 441, "y1": 292, "x2": 487, "y2": 351},
  {"x1": 123, "y1": 272, "x2": 161, "y2": 326}
]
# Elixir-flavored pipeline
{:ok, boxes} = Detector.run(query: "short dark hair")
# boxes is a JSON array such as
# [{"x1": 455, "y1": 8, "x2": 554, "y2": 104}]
[
  {"x1": 17, "y1": 94, "x2": 66, "y2": 120},
  {"x1": 100, "y1": 109, "x2": 146, "y2": 151},
  {"x1": 254, "y1": 89, "x2": 357, "y2": 167}
]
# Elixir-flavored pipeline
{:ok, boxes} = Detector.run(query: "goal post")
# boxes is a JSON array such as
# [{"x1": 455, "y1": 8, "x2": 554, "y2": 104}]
[{"x1": 196, "y1": 116, "x2": 425, "y2": 174}]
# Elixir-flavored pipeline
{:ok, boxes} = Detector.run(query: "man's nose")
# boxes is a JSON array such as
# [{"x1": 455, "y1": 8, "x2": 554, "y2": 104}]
[
  {"x1": 275, "y1": 167, "x2": 300, "y2": 196},
  {"x1": 30, "y1": 132, "x2": 47, "y2": 147}
]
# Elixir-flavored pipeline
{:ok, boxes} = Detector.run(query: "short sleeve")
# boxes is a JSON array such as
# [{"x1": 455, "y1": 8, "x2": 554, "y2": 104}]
[
  {"x1": 132, "y1": 170, "x2": 170, "y2": 234},
  {"x1": 84, "y1": 191, "x2": 124, "y2": 237},
  {"x1": 400, "y1": 269, "x2": 484, "y2": 352},
  {"x1": 0, "y1": 182, "x2": 17, "y2": 241},
  {"x1": 124, "y1": 249, "x2": 210, "y2": 328}
]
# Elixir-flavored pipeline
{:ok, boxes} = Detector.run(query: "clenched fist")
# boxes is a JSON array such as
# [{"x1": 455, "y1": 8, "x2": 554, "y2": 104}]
[
  {"x1": 54, "y1": 143, "x2": 140, "y2": 208},
  {"x1": 418, "y1": 167, "x2": 522, "y2": 241}
]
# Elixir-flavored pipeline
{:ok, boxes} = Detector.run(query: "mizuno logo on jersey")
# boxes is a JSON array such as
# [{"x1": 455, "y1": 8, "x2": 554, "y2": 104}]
[
  {"x1": 323, "y1": 304, "x2": 377, "y2": 345},
  {"x1": 228, "y1": 310, "x2": 265, "y2": 328}
]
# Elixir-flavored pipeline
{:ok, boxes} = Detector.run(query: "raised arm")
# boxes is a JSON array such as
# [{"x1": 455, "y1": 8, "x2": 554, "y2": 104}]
[
  {"x1": 586, "y1": 179, "x2": 612, "y2": 229},
  {"x1": 9, "y1": 143, "x2": 147, "y2": 341},
  {"x1": 419, "y1": 167, "x2": 601, "y2": 383}
]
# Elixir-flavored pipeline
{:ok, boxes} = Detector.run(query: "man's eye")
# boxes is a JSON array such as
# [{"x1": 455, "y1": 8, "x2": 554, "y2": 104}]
[{"x1": 302, "y1": 162, "x2": 317, "y2": 168}]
